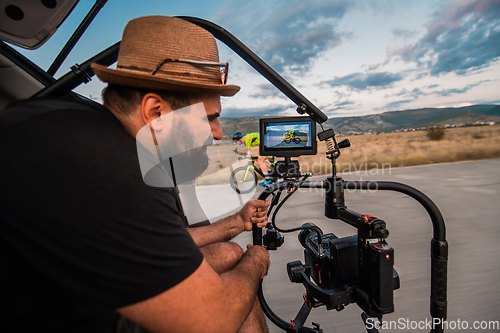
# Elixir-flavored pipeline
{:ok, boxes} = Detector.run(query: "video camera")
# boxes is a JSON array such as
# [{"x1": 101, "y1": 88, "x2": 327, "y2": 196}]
[
  {"x1": 255, "y1": 115, "x2": 447, "y2": 333},
  {"x1": 295, "y1": 220, "x2": 399, "y2": 317}
]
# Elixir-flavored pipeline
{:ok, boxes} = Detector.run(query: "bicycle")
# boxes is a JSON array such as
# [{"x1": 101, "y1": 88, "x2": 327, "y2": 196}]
[{"x1": 229, "y1": 155, "x2": 275, "y2": 194}]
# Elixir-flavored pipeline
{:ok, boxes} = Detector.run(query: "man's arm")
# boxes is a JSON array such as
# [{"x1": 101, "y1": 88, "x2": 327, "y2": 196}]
[
  {"x1": 187, "y1": 199, "x2": 270, "y2": 248},
  {"x1": 117, "y1": 245, "x2": 270, "y2": 333}
]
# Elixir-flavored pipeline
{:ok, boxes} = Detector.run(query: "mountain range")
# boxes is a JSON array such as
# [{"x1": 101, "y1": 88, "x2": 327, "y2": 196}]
[{"x1": 220, "y1": 104, "x2": 500, "y2": 137}]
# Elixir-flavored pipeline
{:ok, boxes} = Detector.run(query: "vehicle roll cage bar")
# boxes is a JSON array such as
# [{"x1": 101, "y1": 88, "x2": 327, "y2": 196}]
[{"x1": 30, "y1": 16, "x2": 328, "y2": 124}]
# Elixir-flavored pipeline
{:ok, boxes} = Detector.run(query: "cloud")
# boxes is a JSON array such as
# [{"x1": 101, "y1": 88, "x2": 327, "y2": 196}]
[
  {"x1": 391, "y1": 27, "x2": 419, "y2": 39},
  {"x1": 248, "y1": 84, "x2": 287, "y2": 99},
  {"x1": 221, "y1": 103, "x2": 295, "y2": 118},
  {"x1": 389, "y1": 87, "x2": 426, "y2": 99},
  {"x1": 367, "y1": 63, "x2": 382, "y2": 71},
  {"x1": 433, "y1": 81, "x2": 486, "y2": 96},
  {"x1": 215, "y1": 0, "x2": 352, "y2": 74},
  {"x1": 320, "y1": 72, "x2": 404, "y2": 90},
  {"x1": 387, "y1": 0, "x2": 500, "y2": 76},
  {"x1": 335, "y1": 100, "x2": 356, "y2": 107},
  {"x1": 384, "y1": 80, "x2": 492, "y2": 102},
  {"x1": 320, "y1": 100, "x2": 358, "y2": 112},
  {"x1": 384, "y1": 99, "x2": 413, "y2": 109},
  {"x1": 435, "y1": 87, "x2": 470, "y2": 97},
  {"x1": 438, "y1": 79, "x2": 492, "y2": 96}
]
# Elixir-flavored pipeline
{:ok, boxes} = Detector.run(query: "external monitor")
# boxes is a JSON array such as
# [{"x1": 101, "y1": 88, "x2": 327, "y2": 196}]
[{"x1": 259, "y1": 116, "x2": 317, "y2": 157}]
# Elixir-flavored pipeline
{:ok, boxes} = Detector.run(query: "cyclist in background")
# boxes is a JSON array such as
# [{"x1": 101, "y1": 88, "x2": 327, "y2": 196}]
[{"x1": 232, "y1": 131, "x2": 273, "y2": 186}]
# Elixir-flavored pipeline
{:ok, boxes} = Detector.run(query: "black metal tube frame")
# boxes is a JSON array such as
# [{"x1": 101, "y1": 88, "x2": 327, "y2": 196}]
[
  {"x1": 178, "y1": 17, "x2": 327, "y2": 124},
  {"x1": 31, "y1": 41, "x2": 120, "y2": 99},
  {"x1": 30, "y1": 16, "x2": 328, "y2": 124},
  {"x1": 47, "y1": 0, "x2": 108, "y2": 76}
]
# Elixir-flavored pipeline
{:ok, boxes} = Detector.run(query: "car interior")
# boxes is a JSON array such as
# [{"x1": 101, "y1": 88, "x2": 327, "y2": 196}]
[{"x1": 0, "y1": 0, "x2": 93, "y2": 109}]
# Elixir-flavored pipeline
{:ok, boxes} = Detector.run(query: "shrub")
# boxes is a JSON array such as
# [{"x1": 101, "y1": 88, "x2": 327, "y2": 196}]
[
  {"x1": 471, "y1": 133, "x2": 484, "y2": 139},
  {"x1": 427, "y1": 127, "x2": 446, "y2": 141}
]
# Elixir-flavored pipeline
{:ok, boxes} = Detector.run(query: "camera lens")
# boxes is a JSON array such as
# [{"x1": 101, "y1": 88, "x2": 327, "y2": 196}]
[{"x1": 298, "y1": 223, "x2": 317, "y2": 248}]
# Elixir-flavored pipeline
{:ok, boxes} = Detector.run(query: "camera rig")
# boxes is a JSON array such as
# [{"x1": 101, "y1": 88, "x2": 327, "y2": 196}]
[
  {"x1": 28, "y1": 14, "x2": 448, "y2": 333},
  {"x1": 253, "y1": 127, "x2": 448, "y2": 333}
]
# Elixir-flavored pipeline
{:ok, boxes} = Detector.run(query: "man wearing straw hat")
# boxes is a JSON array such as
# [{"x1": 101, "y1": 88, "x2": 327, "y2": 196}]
[{"x1": 0, "y1": 16, "x2": 270, "y2": 333}]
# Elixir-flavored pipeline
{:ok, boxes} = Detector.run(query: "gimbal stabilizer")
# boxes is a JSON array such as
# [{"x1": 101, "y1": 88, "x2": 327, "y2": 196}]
[{"x1": 252, "y1": 130, "x2": 448, "y2": 333}]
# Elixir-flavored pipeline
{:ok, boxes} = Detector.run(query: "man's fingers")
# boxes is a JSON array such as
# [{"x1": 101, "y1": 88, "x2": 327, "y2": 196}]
[
  {"x1": 250, "y1": 217, "x2": 267, "y2": 226},
  {"x1": 257, "y1": 221, "x2": 267, "y2": 228},
  {"x1": 251, "y1": 213, "x2": 268, "y2": 222},
  {"x1": 251, "y1": 199, "x2": 271, "y2": 209},
  {"x1": 253, "y1": 210, "x2": 267, "y2": 218}
]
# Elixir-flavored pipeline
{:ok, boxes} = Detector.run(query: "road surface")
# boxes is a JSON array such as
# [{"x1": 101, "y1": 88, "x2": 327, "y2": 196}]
[{"x1": 196, "y1": 158, "x2": 500, "y2": 332}]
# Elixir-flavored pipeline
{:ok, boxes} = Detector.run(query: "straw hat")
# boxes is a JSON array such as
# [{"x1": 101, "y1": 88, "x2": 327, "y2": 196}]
[{"x1": 92, "y1": 16, "x2": 240, "y2": 96}]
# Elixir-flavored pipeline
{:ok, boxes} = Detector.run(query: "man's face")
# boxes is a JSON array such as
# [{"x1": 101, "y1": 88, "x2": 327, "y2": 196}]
[
  {"x1": 197, "y1": 94, "x2": 222, "y2": 141},
  {"x1": 162, "y1": 94, "x2": 223, "y2": 184},
  {"x1": 136, "y1": 93, "x2": 224, "y2": 186}
]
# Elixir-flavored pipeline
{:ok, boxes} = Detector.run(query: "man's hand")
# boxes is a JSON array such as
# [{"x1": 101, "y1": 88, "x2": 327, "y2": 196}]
[
  {"x1": 188, "y1": 200, "x2": 271, "y2": 248},
  {"x1": 238, "y1": 199, "x2": 271, "y2": 232}
]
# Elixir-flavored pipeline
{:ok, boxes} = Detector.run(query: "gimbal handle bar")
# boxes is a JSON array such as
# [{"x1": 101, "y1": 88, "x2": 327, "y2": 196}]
[{"x1": 254, "y1": 179, "x2": 448, "y2": 333}]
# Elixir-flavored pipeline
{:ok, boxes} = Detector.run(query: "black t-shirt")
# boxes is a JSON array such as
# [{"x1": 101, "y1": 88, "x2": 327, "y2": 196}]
[{"x1": 0, "y1": 98, "x2": 203, "y2": 333}]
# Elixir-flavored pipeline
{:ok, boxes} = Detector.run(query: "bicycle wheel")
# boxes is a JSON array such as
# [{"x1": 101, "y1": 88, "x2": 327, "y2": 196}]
[
  {"x1": 294, "y1": 137, "x2": 301, "y2": 144},
  {"x1": 229, "y1": 166, "x2": 258, "y2": 194}
]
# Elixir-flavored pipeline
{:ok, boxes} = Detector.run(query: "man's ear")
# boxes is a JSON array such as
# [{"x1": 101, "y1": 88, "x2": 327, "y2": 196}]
[{"x1": 140, "y1": 93, "x2": 173, "y2": 131}]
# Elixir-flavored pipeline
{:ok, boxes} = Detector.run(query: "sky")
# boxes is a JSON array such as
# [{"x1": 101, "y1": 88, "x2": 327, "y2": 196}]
[{"x1": 15, "y1": 0, "x2": 500, "y2": 119}]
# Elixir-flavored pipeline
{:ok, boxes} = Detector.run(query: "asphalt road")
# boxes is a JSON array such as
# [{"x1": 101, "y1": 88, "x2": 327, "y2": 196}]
[{"x1": 223, "y1": 158, "x2": 500, "y2": 332}]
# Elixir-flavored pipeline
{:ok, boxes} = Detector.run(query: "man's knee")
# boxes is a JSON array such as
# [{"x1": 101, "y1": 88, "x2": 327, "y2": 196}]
[
  {"x1": 200, "y1": 242, "x2": 244, "y2": 274},
  {"x1": 218, "y1": 241, "x2": 244, "y2": 265}
]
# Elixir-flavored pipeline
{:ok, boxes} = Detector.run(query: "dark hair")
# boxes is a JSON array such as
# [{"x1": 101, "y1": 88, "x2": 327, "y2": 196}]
[{"x1": 102, "y1": 84, "x2": 201, "y2": 116}]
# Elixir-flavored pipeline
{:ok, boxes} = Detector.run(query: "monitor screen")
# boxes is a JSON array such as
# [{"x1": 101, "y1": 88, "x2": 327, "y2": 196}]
[{"x1": 259, "y1": 116, "x2": 317, "y2": 157}]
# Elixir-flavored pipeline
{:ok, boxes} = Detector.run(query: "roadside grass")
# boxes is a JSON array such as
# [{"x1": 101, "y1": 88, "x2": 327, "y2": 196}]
[{"x1": 196, "y1": 124, "x2": 500, "y2": 185}]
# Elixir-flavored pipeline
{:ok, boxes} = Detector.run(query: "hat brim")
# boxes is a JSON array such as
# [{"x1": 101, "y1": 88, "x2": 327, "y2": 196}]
[{"x1": 91, "y1": 63, "x2": 240, "y2": 97}]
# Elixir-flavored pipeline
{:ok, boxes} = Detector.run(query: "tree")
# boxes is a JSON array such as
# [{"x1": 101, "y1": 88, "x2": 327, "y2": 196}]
[{"x1": 426, "y1": 127, "x2": 445, "y2": 141}]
